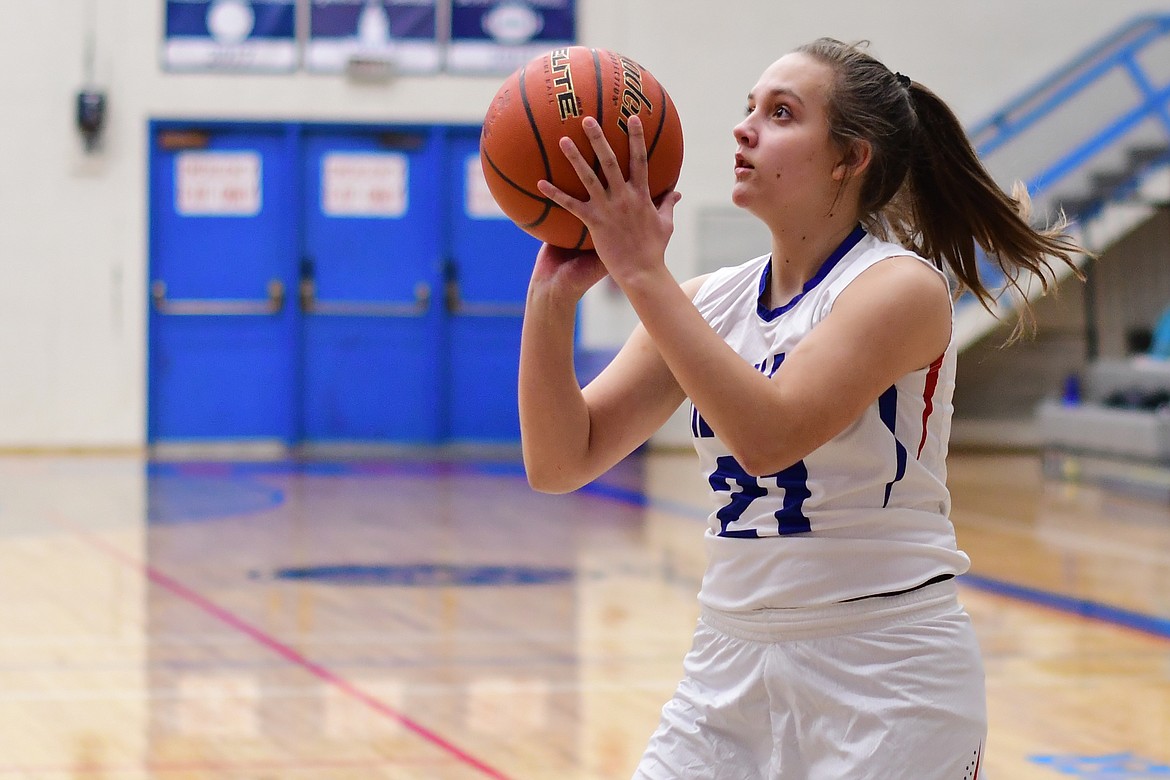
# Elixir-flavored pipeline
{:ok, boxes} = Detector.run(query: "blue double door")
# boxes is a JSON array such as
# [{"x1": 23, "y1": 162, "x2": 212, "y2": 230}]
[{"x1": 148, "y1": 122, "x2": 539, "y2": 446}]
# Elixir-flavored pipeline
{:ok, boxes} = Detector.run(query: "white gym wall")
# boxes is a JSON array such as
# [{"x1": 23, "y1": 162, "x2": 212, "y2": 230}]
[{"x1": 1, "y1": 1, "x2": 1165, "y2": 447}]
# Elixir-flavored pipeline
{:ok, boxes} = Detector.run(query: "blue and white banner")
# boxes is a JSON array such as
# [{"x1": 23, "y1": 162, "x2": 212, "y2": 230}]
[
  {"x1": 306, "y1": 0, "x2": 441, "y2": 74},
  {"x1": 446, "y1": 0, "x2": 576, "y2": 74},
  {"x1": 164, "y1": 0, "x2": 298, "y2": 72}
]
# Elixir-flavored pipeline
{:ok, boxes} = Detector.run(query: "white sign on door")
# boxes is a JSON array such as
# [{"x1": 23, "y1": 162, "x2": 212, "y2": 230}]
[
  {"x1": 321, "y1": 152, "x2": 408, "y2": 217},
  {"x1": 175, "y1": 151, "x2": 263, "y2": 216},
  {"x1": 465, "y1": 154, "x2": 506, "y2": 218}
]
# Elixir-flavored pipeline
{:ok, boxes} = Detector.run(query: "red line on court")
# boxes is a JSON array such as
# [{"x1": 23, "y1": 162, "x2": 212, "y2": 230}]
[{"x1": 50, "y1": 515, "x2": 514, "y2": 780}]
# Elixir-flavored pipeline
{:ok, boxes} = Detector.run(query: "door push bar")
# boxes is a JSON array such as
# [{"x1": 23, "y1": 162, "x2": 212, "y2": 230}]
[
  {"x1": 442, "y1": 258, "x2": 526, "y2": 318},
  {"x1": 298, "y1": 278, "x2": 431, "y2": 317},
  {"x1": 151, "y1": 279, "x2": 285, "y2": 315},
  {"x1": 297, "y1": 257, "x2": 430, "y2": 317}
]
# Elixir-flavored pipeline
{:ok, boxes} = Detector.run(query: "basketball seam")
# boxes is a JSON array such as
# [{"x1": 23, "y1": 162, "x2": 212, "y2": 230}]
[
  {"x1": 646, "y1": 80, "x2": 667, "y2": 163},
  {"x1": 572, "y1": 222, "x2": 589, "y2": 250},
  {"x1": 646, "y1": 80, "x2": 672, "y2": 198},
  {"x1": 480, "y1": 148, "x2": 554, "y2": 229},
  {"x1": 519, "y1": 62, "x2": 554, "y2": 183},
  {"x1": 590, "y1": 48, "x2": 606, "y2": 184}
]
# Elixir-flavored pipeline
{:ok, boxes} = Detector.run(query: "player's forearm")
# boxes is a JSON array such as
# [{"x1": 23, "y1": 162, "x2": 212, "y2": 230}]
[
  {"x1": 518, "y1": 289, "x2": 595, "y2": 493},
  {"x1": 618, "y1": 267, "x2": 804, "y2": 475}
]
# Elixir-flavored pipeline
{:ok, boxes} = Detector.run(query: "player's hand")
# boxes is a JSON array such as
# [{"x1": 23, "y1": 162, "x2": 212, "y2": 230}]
[
  {"x1": 528, "y1": 243, "x2": 608, "y2": 304},
  {"x1": 537, "y1": 114, "x2": 681, "y2": 286}
]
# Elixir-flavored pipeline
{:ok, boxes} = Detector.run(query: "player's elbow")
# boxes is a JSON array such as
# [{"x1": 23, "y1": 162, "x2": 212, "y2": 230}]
[
  {"x1": 734, "y1": 454, "x2": 788, "y2": 479},
  {"x1": 728, "y1": 439, "x2": 808, "y2": 479},
  {"x1": 526, "y1": 473, "x2": 577, "y2": 495},
  {"x1": 523, "y1": 459, "x2": 584, "y2": 495}
]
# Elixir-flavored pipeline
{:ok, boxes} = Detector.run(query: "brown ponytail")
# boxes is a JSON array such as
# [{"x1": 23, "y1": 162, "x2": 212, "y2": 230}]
[{"x1": 797, "y1": 38, "x2": 1085, "y2": 338}]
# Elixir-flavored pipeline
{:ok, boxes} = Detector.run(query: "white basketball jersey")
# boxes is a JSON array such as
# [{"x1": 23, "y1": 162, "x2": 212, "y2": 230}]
[{"x1": 690, "y1": 226, "x2": 971, "y2": 610}]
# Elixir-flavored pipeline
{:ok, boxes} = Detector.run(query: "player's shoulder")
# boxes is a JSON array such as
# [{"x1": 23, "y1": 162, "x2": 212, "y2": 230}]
[
  {"x1": 681, "y1": 273, "x2": 712, "y2": 298},
  {"x1": 846, "y1": 233, "x2": 950, "y2": 298},
  {"x1": 850, "y1": 252, "x2": 950, "y2": 300},
  {"x1": 834, "y1": 253, "x2": 952, "y2": 343},
  {"x1": 684, "y1": 254, "x2": 770, "y2": 302}
]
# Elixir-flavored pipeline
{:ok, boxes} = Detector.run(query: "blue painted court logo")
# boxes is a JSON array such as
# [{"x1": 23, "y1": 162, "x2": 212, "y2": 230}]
[
  {"x1": 1031, "y1": 753, "x2": 1170, "y2": 777},
  {"x1": 270, "y1": 563, "x2": 574, "y2": 587}
]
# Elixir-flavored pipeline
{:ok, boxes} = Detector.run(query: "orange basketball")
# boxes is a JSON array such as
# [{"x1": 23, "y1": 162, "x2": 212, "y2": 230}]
[{"x1": 479, "y1": 46, "x2": 684, "y2": 250}]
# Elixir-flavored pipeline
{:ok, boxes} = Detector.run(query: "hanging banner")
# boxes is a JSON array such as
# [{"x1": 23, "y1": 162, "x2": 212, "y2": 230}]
[
  {"x1": 306, "y1": 0, "x2": 441, "y2": 75},
  {"x1": 163, "y1": 0, "x2": 298, "y2": 72},
  {"x1": 446, "y1": 0, "x2": 576, "y2": 74}
]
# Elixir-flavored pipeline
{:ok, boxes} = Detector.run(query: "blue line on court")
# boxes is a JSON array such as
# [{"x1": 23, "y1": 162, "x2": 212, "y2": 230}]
[
  {"x1": 957, "y1": 573, "x2": 1170, "y2": 640},
  {"x1": 577, "y1": 480, "x2": 710, "y2": 522},
  {"x1": 581, "y1": 474, "x2": 1170, "y2": 642},
  {"x1": 1030, "y1": 751, "x2": 1170, "y2": 776},
  {"x1": 576, "y1": 481, "x2": 649, "y2": 506}
]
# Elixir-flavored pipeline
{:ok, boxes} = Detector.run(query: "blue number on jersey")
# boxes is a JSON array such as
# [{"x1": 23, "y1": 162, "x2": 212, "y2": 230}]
[{"x1": 708, "y1": 455, "x2": 812, "y2": 537}]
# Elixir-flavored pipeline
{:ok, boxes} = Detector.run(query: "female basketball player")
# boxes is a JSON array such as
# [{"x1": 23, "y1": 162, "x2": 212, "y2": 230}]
[{"x1": 519, "y1": 38, "x2": 1082, "y2": 779}]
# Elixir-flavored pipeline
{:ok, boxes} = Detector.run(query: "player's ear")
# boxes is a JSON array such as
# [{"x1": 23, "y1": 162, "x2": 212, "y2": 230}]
[{"x1": 832, "y1": 139, "x2": 872, "y2": 182}]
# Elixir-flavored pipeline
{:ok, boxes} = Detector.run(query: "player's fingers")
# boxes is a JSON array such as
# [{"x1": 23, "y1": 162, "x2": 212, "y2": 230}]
[
  {"x1": 626, "y1": 114, "x2": 650, "y2": 192},
  {"x1": 536, "y1": 178, "x2": 587, "y2": 218},
  {"x1": 581, "y1": 116, "x2": 625, "y2": 187},
  {"x1": 555, "y1": 136, "x2": 606, "y2": 199}
]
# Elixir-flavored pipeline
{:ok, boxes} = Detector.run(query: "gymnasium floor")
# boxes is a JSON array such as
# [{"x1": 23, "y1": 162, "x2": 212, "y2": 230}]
[{"x1": 0, "y1": 448, "x2": 1167, "y2": 779}]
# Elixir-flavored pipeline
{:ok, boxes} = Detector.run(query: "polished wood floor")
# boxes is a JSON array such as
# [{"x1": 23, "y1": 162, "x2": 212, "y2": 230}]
[{"x1": 0, "y1": 449, "x2": 1167, "y2": 778}]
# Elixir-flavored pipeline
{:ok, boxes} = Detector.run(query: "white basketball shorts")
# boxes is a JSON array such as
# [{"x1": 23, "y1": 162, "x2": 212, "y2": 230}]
[{"x1": 633, "y1": 580, "x2": 986, "y2": 779}]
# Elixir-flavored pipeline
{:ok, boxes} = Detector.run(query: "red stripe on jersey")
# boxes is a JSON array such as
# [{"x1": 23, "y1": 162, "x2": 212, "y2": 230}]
[
  {"x1": 917, "y1": 355, "x2": 945, "y2": 458},
  {"x1": 973, "y1": 741, "x2": 983, "y2": 778}
]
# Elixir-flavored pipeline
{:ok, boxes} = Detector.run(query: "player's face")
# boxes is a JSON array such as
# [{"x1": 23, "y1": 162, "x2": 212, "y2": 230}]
[{"x1": 732, "y1": 53, "x2": 846, "y2": 222}]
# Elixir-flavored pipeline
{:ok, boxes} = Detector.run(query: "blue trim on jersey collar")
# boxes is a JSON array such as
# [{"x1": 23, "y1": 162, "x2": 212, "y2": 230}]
[{"x1": 757, "y1": 225, "x2": 867, "y2": 322}]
